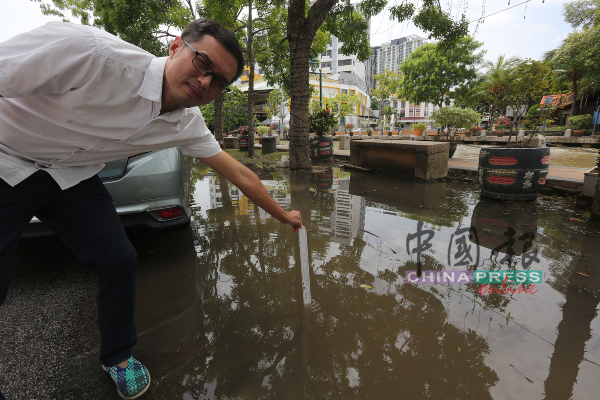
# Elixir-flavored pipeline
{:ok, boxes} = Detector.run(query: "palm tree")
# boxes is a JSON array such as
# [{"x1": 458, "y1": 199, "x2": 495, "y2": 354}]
[
  {"x1": 469, "y1": 55, "x2": 521, "y2": 128},
  {"x1": 544, "y1": 45, "x2": 586, "y2": 124}
]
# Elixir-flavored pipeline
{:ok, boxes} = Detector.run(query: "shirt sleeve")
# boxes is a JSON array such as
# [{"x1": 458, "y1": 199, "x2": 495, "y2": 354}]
[
  {"x1": 0, "y1": 22, "x2": 98, "y2": 98},
  {"x1": 179, "y1": 109, "x2": 223, "y2": 159}
]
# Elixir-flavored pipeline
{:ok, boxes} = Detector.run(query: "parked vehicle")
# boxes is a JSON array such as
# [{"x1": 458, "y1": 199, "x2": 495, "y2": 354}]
[{"x1": 23, "y1": 147, "x2": 192, "y2": 237}]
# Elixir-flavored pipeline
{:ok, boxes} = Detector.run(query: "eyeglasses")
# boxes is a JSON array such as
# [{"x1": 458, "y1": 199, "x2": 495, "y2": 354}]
[{"x1": 182, "y1": 38, "x2": 231, "y2": 94}]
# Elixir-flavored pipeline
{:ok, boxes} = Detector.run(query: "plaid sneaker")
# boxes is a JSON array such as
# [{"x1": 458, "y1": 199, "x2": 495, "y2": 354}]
[{"x1": 102, "y1": 357, "x2": 151, "y2": 399}]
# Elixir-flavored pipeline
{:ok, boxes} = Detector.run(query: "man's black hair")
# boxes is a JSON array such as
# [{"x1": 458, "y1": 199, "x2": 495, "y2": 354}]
[{"x1": 181, "y1": 18, "x2": 245, "y2": 84}]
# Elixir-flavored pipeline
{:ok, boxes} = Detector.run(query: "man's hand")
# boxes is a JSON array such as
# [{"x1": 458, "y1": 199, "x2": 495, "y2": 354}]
[
  {"x1": 285, "y1": 210, "x2": 302, "y2": 232},
  {"x1": 198, "y1": 151, "x2": 302, "y2": 232}
]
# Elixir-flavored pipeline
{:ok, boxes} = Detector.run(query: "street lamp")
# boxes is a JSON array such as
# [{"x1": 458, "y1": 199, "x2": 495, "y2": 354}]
[{"x1": 310, "y1": 57, "x2": 323, "y2": 108}]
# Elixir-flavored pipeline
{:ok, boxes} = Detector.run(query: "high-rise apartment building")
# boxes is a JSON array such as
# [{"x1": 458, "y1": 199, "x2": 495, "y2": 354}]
[{"x1": 368, "y1": 34, "x2": 428, "y2": 91}]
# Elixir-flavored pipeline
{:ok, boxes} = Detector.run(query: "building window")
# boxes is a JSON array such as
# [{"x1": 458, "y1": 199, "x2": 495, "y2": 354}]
[
  {"x1": 326, "y1": 50, "x2": 332, "y2": 57},
  {"x1": 338, "y1": 48, "x2": 344, "y2": 54},
  {"x1": 338, "y1": 59, "x2": 352, "y2": 66}
]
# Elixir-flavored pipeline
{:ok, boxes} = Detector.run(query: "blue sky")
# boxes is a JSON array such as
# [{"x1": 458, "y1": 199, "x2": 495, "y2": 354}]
[{"x1": 2, "y1": 0, "x2": 573, "y2": 64}]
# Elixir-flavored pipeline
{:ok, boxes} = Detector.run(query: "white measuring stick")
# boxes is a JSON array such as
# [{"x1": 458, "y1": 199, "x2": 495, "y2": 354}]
[{"x1": 298, "y1": 226, "x2": 311, "y2": 305}]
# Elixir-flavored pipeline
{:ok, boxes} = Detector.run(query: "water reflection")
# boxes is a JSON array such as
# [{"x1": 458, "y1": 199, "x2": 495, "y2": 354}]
[
  {"x1": 470, "y1": 199, "x2": 538, "y2": 258},
  {"x1": 146, "y1": 165, "x2": 600, "y2": 399},
  {"x1": 544, "y1": 230, "x2": 600, "y2": 400}
]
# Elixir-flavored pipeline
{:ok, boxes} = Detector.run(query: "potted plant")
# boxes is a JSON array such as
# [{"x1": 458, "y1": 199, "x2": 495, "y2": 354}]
[
  {"x1": 256, "y1": 125, "x2": 269, "y2": 144},
  {"x1": 494, "y1": 116, "x2": 510, "y2": 136},
  {"x1": 569, "y1": 114, "x2": 592, "y2": 137},
  {"x1": 255, "y1": 125, "x2": 275, "y2": 154},
  {"x1": 366, "y1": 127, "x2": 373, "y2": 136},
  {"x1": 384, "y1": 122, "x2": 392, "y2": 136},
  {"x1": 345, "y1": 123, "x2": 354, "y2": 136},
  {"x1": 477, "y1": 60, "x2": 553, "y2": 201},
  {"x1": 237, "y1": 126, "x2": 250, "y2": 151},
  {"x1": 413, "y1": 122, "x2": 427, "y2": 137},
  {"x1": 308, "y1": 108, "x2": 337, "y2": 161},
  {"x1": 430, "y1": 106, "x2": 481, "y2": 158}
]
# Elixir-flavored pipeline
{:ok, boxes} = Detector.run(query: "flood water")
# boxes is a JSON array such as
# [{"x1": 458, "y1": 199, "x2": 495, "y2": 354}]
[{"x1": 143, "y1": 162, "x2": 600, "y2": 399}]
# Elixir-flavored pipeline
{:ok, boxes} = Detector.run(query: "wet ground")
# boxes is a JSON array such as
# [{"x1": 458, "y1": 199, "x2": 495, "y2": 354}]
[{"x1": 2, "y1": 163, "x2": 600, "y2": 399}]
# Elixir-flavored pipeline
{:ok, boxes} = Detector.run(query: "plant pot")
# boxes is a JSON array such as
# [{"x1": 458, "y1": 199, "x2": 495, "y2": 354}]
[
  {"x1": 367, "y1": 132, "x2": 372, "y2": 136},
  {"x1": 261, "y1": 137, "x2": 277, "y2": 154},
  {"x1": 349, "y1": 131, "x2": 353, "y2": 136},
  {"x1": 449, "y1": 142, "x2": 458, "y2": 158},
  {"x1": 572, "y1": 130, "x2": 584, "y2": 137},
  {"x1": 495, "y1": 131, "x2": 505, "y2": 137},
  {"x1": 258, "y1": 137, "x2": 263, "y2": 144},
  {"x1": 387, "y1": 131, "x2": 392, "y2": 136},
  {"x1": 478, "y1": 146, "x2": 550, "y2": 201},
  {"x1": 238, "y1": 135, "x2": 249, "y2": 151},
  {"x1": 414, "y1": 129, "x2": 423, "y2": 137},
  {"x1": 465, "y1": 132, "x2": 472, "y2": 137},
  {"x1": 310, "y1": 136, "x2": 334, "y2": 162}
]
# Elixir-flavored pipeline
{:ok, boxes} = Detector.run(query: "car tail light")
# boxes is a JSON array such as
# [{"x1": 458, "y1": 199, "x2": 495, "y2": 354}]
[{"x1": 154, "y1": 207, "x2": 183, "y2": 220}]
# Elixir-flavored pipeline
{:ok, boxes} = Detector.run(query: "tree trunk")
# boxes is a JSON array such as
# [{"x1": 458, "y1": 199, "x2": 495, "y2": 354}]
[
  {"x1": 288, "y1": 35, "x2": 312, "y2": 169},
  {"x1": 214, "y1": 93, "x2": 225, "y2": 149},
  {"x1": 287, "y1": 0, "x2": 337, "y2": 169},
  {"x1": 247, "y1": 0, "x2": 255, "y2": 157},
  {"x1": 568, "y1": 77, "x2": 579, "y2": 124}
]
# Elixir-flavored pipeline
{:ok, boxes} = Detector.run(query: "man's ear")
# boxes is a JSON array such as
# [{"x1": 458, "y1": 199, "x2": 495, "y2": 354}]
[{"x1": 169, "y1": 37, "x2": 184, "y2": 59}]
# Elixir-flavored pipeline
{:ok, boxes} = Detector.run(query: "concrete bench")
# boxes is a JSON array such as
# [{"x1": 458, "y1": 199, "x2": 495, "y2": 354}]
[
  {"x1": 350, "y1": 140, "x2": 449, "y2": 181},
  {"x1": 224, "y1": 137, "x2": 239, "y2": 149}
]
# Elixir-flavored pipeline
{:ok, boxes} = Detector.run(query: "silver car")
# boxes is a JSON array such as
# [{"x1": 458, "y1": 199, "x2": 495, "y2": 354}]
[{"x1": 23, "y1": 147, "x2": 192, "y2": 237}]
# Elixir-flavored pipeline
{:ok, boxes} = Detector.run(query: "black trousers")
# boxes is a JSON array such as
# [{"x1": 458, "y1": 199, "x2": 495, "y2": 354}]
[{"x1": 0, "y1": 171, "x2": 137, "y2": 368}]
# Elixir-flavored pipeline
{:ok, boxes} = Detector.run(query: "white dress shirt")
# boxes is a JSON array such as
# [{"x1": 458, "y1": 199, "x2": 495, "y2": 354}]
[{"x1": 0, "y1": 22, "x2": 221, "y2": 190}]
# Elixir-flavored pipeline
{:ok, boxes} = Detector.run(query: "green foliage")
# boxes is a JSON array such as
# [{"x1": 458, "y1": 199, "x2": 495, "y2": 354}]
[
  {"x1": 200, "y1": 87, "x2": 249, "y2": 132},
  {"x1": 263, "y1": 89, "x2": 285, "y2": 120},
  {"x1": 325, "y1": 92, "x2": 360, "y2": 123},
  {"x1": 200, "y1": 103, "x2": 215, "y2": 128},
  {"x1": 563, "y1": 0, "x2": 600, "y2": 29},
  {"x1": 568, "y1": 114, "x2": 593, "y2": 129},
  {"x1": 222, "y1": 87, "x2": 249, "y2": 131},
  {"x1": 254, "y1": 15, "x2": 330, "y2": 97},
  {"x1": 413, "y1": 122, "x2": 427, "y2": 131},
  {"x1": 398, "y1": 36, "x2": 484, "y2": 107},
  {"x1": 371, "y1": 71, "x2": 400, "y2": 111},
  {"x1": 308, "y1": 108, "x2": 336, "y2": 137},
  {"x1": 370, "y1": 97, "x2": 379, "y2": 110},
  {"x1": 388, "y1": 0, "x2": 468, "y2": 43},
  {"x1": 256, "y1": 125, "x2": 270, "y2": 135},
  {"x1": 430, "y1": 106, "x2": 481, "y2": 135}
]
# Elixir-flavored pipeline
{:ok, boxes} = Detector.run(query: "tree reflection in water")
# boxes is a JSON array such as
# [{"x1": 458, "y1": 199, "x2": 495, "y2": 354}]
[{"x1": 146, "y1": 166, "x2": 502, "y2": 399}]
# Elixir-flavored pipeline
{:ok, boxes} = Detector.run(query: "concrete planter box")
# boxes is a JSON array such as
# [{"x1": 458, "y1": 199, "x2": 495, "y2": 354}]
[
  {"x1": 350, "y1": 140, "x2": 449, "y2": 181},
  {"x1": 583, "y1": 167, "x2": 599, "y2": 197}
]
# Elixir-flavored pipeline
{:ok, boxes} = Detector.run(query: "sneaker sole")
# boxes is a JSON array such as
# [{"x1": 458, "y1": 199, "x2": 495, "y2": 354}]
[{"x1": 102, "y1": 364, "x2": 151, "y2": 400}]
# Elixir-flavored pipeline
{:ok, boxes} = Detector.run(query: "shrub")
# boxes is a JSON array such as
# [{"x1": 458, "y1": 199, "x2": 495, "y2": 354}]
[
  {"x1": 256, "y1": 125, "x2": 270, "y2": 136},
  {"x1": 309, "y1": 108, "x2": 337, "y2": 137},
  {"x1": 569, "y1": 114, "x2": 593, "y2": 130},
  {"x1": 430, "y1": 106, "x2": 481, "y2": 135},
  {"x1": 413, "y1": 122, "x2": 427, "y2": 131}
]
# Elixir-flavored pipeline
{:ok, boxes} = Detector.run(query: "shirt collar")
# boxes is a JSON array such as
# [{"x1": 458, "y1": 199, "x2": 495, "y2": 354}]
[
  {"x1": 138, "y1": 57, "x2": 167, "y2": 102},
  {"x1": 138, "y1": 56, "x2": 186, "y2": 122}
]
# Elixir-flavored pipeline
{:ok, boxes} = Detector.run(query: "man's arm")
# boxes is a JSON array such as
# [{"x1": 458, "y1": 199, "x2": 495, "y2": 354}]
[{"x1": 198, "y1": 151, "x2": 302, "y2": 231}]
